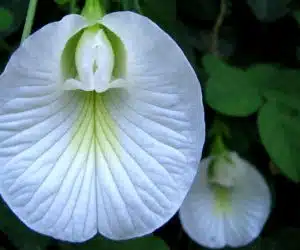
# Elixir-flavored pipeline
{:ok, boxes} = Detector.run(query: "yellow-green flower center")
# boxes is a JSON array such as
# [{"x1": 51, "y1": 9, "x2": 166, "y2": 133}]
[{"x1": 207, "y1": 154, "x2": 245, "y2": 213}]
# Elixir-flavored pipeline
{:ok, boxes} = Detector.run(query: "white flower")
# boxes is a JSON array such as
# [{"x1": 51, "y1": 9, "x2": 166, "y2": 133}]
[
  {"x1": 0, "y1": 12, "x2": 205, "y2": 242},
  {"x1": 179, "y1": 152, "x2": 271, "y2": 248}
]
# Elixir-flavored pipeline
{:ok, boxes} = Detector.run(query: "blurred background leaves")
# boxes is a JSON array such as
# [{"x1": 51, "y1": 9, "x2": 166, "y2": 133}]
[
  {"x1": 0, "y1": 0, "x2": 29, "y2": 39},
  {"x1": 0, "y1": 197, "x2": 50, "y2": 250},
  {"x1": 247, "y1": 0, "x2": 293, "y2": 22},
  {"x1": 60, "y1": 235, "x2": 169, "y2": 250}
]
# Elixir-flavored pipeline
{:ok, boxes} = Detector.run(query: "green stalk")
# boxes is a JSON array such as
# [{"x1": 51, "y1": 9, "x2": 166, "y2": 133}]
[
  {"x1": 134, "y1": 0, "x2": 143, "y2": 14},
  {"x1": 21, "y1": 0, "x2": 38, "y2": 43},
  {"x1": 70, "y1": 0, "x2": 77, "y2": 13},
  {"x1": 82, "y1": 0, "x2": 105, "y2": 21}
]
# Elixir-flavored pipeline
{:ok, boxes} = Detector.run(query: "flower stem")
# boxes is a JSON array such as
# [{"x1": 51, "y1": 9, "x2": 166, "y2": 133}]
[
  {"x1": 82, "y1": 0, "x2": 105, "y2": 21},
  {"x1": 211, "y1": 0, "x2": 227, "y2": 56},
  {"x1": 69, "y1": 0, "x2": 77, "y2": 13},
  {"x1": 21, "y1": 0, "x2": 38, "y2": 43},
  {"x1": 208, "y1": 117, "x2": 230, "y2": 139},
  {"x1": 134, "y1": 0, "x2": 143, "y2": 14},
  {"x1": 210, "y1": 134, "x2": 227, "y2": 156}
]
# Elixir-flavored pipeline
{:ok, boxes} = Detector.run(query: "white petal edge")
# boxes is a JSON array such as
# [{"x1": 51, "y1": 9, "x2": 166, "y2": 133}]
[
  {"x1": 0, "y1": 11, "x2": 205, "y2": 242},
  {"x1": 179, "y1": 152, "x2": 271, "y2": 249}
]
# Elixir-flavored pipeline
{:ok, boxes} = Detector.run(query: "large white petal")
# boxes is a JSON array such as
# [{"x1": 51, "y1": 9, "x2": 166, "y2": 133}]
[
  {"x1": 0, "y1": 15, "x2": 92, "y2": 242},
  {"x1": 0, "y1": 11, "x2": 205, "y2": 242},
  {"x1": 179, "y1": 153, "x2": 271, "y2": 249},
  {"x1": 98, "y1": 11, "x2": 205, "y2": 239}
]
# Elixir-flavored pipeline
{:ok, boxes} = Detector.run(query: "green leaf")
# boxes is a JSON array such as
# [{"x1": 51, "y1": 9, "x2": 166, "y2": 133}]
[
  {"x1": 141, "y1": 0, "x2": 176, "y2": 23},
  {"x1": 178, "y1": 0, "x2": 219, "y2": 21},
  {"x1": 0, "y1": 198, "x2": 50, "y2": 250},
  {"x1": 246, "y1": 64, "x2": 279, "y2": 87},
  {"x1": 293, "y1": 11, "x2": 300, "y2": 24},
  {"x1": 258, "y1": 101, "x2": 300, "y2": 182},
  {"x1": 60, "y1": 235, "x2": 169, "y2": 250},
  {"x1": 0, "y1": 0, "x2": 29, "y2": 38},
  {"x1": 55, "y1": 0, "x2": 70, "y2": 4},
  {"x1": 0, "y1": 8, "x2": 13, "y2": 31},
  {"x1": 121, "y1": 0, "x2": 139, "y2": 11},
  {"x1": 203, "y1": 58, "x2": 278, "y2": 116},
  {"x1": 247, "y1": 0, "x2": 292, "y2": 22},
  {"x1": 202, "y1": 54, "x2": 229, "y2": 74},
  {"x1": 263, "y1": 69, "x2": 300, "y2": 111},
  {"x1": 205, "y1": 69, "x2": 263, "y2": 116}
]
